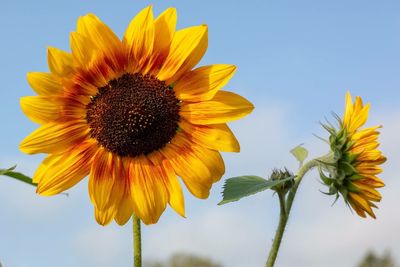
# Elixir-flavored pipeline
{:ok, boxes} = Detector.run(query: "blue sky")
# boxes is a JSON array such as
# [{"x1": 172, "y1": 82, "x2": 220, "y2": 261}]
[{"x1": 1, "y1": 1, "x2": 400, "y2": 267}]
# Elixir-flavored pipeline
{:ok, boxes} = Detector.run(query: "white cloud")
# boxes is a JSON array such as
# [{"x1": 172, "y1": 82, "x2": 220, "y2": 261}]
[
  {"x1": 72, "y1": 225, "x2": 131, "y2": 267},
  {"x1": 0, "y1": 156, "x2": 66, "y2": 222},
  {"x1": 143, "y1": 207, "x2": 267, "y2": 267}
]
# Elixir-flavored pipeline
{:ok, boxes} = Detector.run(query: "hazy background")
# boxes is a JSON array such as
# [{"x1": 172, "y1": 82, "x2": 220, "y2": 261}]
[{"x1": 1, "y1": 1, "x2": 400, "y2": 267}]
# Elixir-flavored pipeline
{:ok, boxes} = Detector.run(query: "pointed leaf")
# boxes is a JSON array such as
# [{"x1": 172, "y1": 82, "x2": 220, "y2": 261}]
[
  {"x1": 0, "y1": 165, "x2": 16, "y2": 175},
  {"x1": 0, "y1": 167, "x2": 35, "y2": 186},
  {"x1": 219, "y1": 175, "x2": 293, "y2": 205}
]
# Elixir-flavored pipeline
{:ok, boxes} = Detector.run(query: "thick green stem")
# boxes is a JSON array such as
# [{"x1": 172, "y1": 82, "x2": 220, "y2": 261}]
[
  {"x1": 265, "y1": 159, "x2": 319, "y2": 267},
  {"x1": 133, "y1": 214, "x2": 142, "y2": 267},
  {"x1": 265, "y1": 193, "x2": 287, "y2": 267}
]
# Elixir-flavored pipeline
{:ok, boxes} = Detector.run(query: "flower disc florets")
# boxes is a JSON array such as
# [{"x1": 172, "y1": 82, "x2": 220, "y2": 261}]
[{"x1": 86, "y1": 73, "x2": 180, "y2": 157}]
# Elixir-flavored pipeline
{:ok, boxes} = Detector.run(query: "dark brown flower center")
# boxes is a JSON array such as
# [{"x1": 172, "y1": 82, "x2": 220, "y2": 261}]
[{"x1": 86, "y1": 73, "x2": 180, "y2": 157}]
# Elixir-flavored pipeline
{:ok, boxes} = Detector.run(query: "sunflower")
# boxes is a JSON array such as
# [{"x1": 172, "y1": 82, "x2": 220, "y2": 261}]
[
  {"x1": 320, "y1": 92, "x2": 386, "y2": 218},
  {"x1": 20, "y1": 6, "x2": 254, "y2": 225}
]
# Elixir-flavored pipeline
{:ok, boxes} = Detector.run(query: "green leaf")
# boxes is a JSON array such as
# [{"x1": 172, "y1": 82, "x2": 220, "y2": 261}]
[
  {"x1": 0, "y1": 165, "x2": 16, "y2": 175},
  {"x1": 0, "y1": 166, "x2": 36, "y2": 186},
  {"x1": 2, "y1": 171, "x2": 36, "y2": 186},
  {"x1": 290, "y1": 144, "x2": 308, "y2": 165},
  {"x1": 218, "y1": 175, "x2": 293, "y2": 205}
]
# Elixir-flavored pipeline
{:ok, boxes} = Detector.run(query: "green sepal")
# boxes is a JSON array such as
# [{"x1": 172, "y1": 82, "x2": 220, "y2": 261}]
[
  {"x1": 328, "y1": 184, "x2": 339, "y2": 195},
  {"x1": 330, "y1": 140, "x2": 340, "y2": 152},
  {"x1": 320, "y1": 189, "x2": 337, "y2": 196},
  {"x1": 336, "y1": 131, "x2": 348, "y2": 149},
  {"x1": 342, "y1": 152, "x2": 358, "y2": 164},
  {"x1": 347, "y1": 182, "x2": 361, "y2": 193},
  {"x1": 315, "y1": 158, "x2": 336, "y2": 167},
  {"x1": 335, "y1": 169, "x2": 346, "y2": 183},
  {"x1": 321, "y1": 122, "x2": 336, "y2": 136},
  {"x1": 348, "y1": 173, "x2": 363, "y2": 181},
  {"x1": 338, "y1": 187, "x2": 349, "y2": 201},
  {"x1": 344, "y1": 140, "x2": 355, "y2": 151},
  {"x1": 332, "y1": 193, "x2": 340, "y2": 206},
  {"x1": 338, "y1": 161, "x2": 357, "y2": 176},
  {"x1": 318, "y1": 169, "x2": 335, "y2": 185},
  {"x1": 333, "y1": 149, "x2": 342, "y2": 161}
]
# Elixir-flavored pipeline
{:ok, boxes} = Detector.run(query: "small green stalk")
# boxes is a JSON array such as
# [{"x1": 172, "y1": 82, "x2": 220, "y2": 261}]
[
  {"x1": 133, "y1": 214, "x2": 142, "y2": 267},
  {"x1": 265, "y1": 159, "x2": 319, "y2": 267}
]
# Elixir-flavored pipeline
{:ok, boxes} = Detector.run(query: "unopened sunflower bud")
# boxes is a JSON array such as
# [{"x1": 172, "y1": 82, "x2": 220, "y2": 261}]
[{"x1": 270, "y1": 168, "x2": 295, "y2": 194}]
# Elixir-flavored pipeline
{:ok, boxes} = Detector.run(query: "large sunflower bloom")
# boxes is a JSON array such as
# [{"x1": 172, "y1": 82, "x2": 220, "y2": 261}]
[
  {"x1": 320, "y1": 92, "x2": 386, "y2": 218},
  {"x1": 20, "y1": 6, "x2": 254, "y2": 225}
]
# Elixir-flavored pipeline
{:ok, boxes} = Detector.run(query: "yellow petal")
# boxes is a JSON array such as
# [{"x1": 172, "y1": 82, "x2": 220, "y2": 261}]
[
  {"x1": 160, "y1": 132, "x2": 223, "y2": 198},
  {"x1": 157, "y1": 25, "x2": 207, "y2": 82},
  {"x1": 47, "y1": 47, "x2": 74, "y2": 77},
  {"x1": 26, "y1": 72, "x2": 63, "y2": 95},
  {"x1": 180, "y1": 91, "x2": 254, "y2": 125},
  {"x1": 354, "y1": 96, "x2": 364, "y2": 113},
  {"x1": 348, "y1": 192, "x2": 376, "y2": 218},
  {"x1": 351, "y1": 126, "x2": 380, "y2": 141},
  {"x1": 348, "y1": 103, "x2": 370, "y2": 132},
  {"x1": 151, "y1": 8, "x2": 177, "y2": 68},
  {"x1": 20, "y1": 96, "x2": 85, "y2": 124},
  {"x1": 353, "y1": 181, "x2": 381, "y2": 201},
  {"x1": 193, "y1": 144, "x2": 225, "y2": 183},
  {"x1": 70, "y1": 32, "x2": 97, "y2": 68},
  {"x1": 34, "y1": 140, "x2": 96, "y2": 195},
  {"x1": 89, "y1": 149, "x2": 124, "y2": 213},
  {"x1": 20, "y1": 120, "x2": 89, "y2": 155},
  {"x1": 21, "y1": 96, "x2": 61, "y2": 124},
  {"x1": 374, "y1": 155, "x2": 387, "y2": 165},
  {"x1": 348, "y1": 200, "x2": 367, "y2": 218},
  {"x1": 351, "y1": 143, "x2": 379, "y2": 156},
  {"x1": 166, "y1": 159, "x2": 211, "y2": 199},
  {"x1": 174, "y1": 64, "x2": 236, "y2": 102},
  {"x1": 114, "y1": 195, "x2": 133, "y2": 226},
  {"x1": 343, "y1": 91, "x2": 353, "y2": 128},
  {"x1": 123, "y1": 5, "x2": 155, "y2": 70},
  {"x1": 161, "y1": 160, "x2": 185, "y2": 217},
  {"x1": 351, "y1": 135, "x2": 379, "y2": 150},
  {"x1": 77, "y1": 14, "x2": 122, "y2": 57},
  {"x1": 95, "y1": 207, "x2": 116, "y2": 226},
  {"x1": 359, "y1": 175, "x2": 385, "y2": 188},
  {"x1": 179, "y1": 120, "x2": 240, "y2": 152},
  {"x1": 128, "y1": 156, "x2": 168, "y2": 225},
  {"x1": 356, "y1": 150, "x2": 383, "y2": 162},
  {"x1": 356, "y1": 165, "x2": 383, "y2": 175},
  {"x1": 144, "y1": 8, "x2": 177, "y2": 74}
]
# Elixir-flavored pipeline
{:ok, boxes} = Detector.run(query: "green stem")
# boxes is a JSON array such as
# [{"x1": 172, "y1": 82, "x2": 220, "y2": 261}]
[
  {"x1": 265, "y1": 159, "x2": 319, "y2": 267},
  {"x1": 265, "y1": 193, "x2": 287, "y2": 267},
  {"x1": 133, "y1": 214, "x2": 142, "y2": 267},
  {"x1": 286, "y1": 160, "x2": 319, "y2": 213}
]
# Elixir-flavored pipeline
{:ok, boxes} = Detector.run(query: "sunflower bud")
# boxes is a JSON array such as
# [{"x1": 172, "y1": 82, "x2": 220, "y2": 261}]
[{"x1": 269, "y1": 168, "x2": 295, "y2": 194}]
